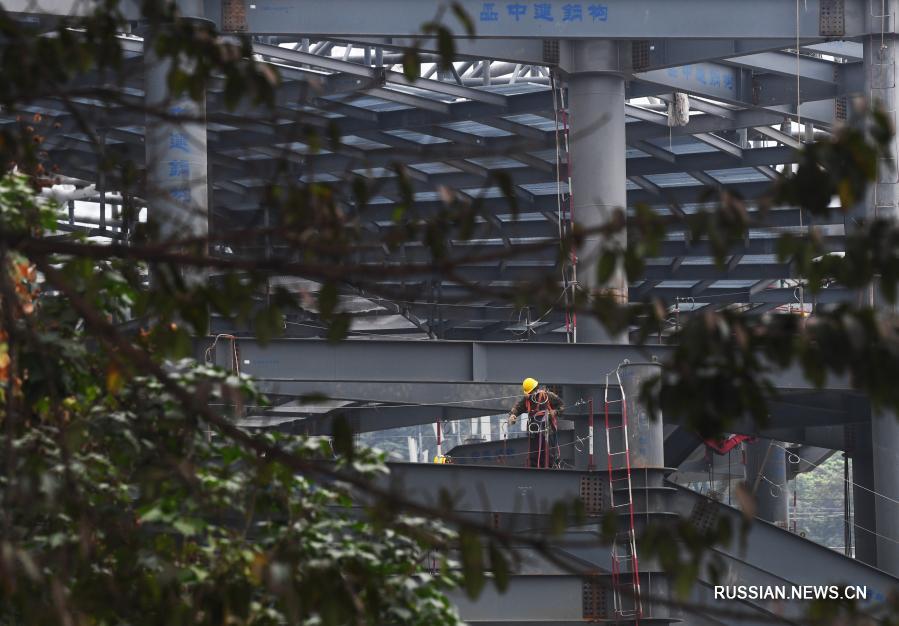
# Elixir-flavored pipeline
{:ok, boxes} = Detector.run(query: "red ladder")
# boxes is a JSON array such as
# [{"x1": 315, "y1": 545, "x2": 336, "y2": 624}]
[{"x1": 604, "y1": 377, "x2": 643, "y2": 621}]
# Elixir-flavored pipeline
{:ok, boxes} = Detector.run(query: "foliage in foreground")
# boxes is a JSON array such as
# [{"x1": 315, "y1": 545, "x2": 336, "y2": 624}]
[
  {"x1": 0, "y1": 324, "x2": 460, "y2": 625},
  {"x1": 0, "y1": 0, "x2": 897, "y2": 624},
  {"x1": 0, "y1": 173, "x2": 461, "y2": 623}
]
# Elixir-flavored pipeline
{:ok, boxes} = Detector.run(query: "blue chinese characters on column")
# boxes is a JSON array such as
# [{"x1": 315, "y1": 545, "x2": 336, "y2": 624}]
[
  {"x1": 478, "y1": 2, "x2": 608, "y2": 23},
  {"x1": 167, "y1": 106, "x2": 192, "y2": 205},
  {"x1": 169, "y1": 132, "x2": 190, "y2": 153},
  {"x1": 480, "y1": 2, "x2": 499, "y2": 20},
  {"x1": 168, "y1": 159, "x2": 190, "y2": 178},
  {"x1": 534, "y1": 3, "x2": 553, "y2": 20},
  {"x1": 507, "y1": 3, "x2": 527, "y2": 20},
  {"x1": 562, "y1": 4, "x2": 583, "y2": 21},
  {"x1": 168, "y1": 158, "x2": 190, "y2": 204},
  {"x1": 587, "y1": 3, "x2": 607, "y2": 20}
]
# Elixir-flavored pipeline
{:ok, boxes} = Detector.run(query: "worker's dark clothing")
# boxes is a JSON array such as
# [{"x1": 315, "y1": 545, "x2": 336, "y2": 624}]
[{"x1": 509, "y1": 389, "x2": 564, "y2": 468}]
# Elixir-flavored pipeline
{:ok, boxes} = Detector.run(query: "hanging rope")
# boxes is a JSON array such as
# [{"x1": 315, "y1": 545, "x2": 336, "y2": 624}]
[{"x1": 205, "y1": 333, "x2": 241, "y2": 375}]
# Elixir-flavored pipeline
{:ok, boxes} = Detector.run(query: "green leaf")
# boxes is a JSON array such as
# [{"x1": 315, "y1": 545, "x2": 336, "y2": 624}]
[
  {"x1": 488, "y1": 543, "x2": 509, "y2": 592},
  {"x1": 327, "y1": 313, "x2": 351, "y2": 342},
  {"x1": 549, "y1": 501, "x2": 568, "y2": 535},
  {"x1": 331, "y1": 414, "x2": 354, "y2": 460},
  {"x1": 459, "y1": 530, "x2": 485, "y2": 599},
  {"x1": 402, "y1": 49, "x2": 420, "y2": 81},
  {"x1": 434, "y1": 26, "x2": 455, "y2": 71},
  {"x1": 597, "y1": 251, "x2": 616, "y2": 284},
  {"x1": 451, "y1": 2, "x2": 476, "y2": 36},
  {"x1": 318, "y1": 282, "x2": 339, "y2": 319}
]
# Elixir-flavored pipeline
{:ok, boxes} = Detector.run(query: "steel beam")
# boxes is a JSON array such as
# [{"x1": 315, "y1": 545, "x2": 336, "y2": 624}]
[
  {"x1": 246, "y1": 380, "x2": 519, "y2": 409},
  {"x1": 383, "y1": 462, "x2": 599, "y2": 516},
  {"x1": 246, "y1": 385, "x2": 863, "y2": 438},
  {"x1": 205, "y1": 337, "x2": 852, "y2": 391},
  {"x1": 331, "y1": 36, "x2": 548, "y2": 65},
  {"x1": 233, "y1": 0, "x2": 866, "y2": 40},
  {"x1": 260, "y1": 404, "x2": 494, "y2": 434},
  {"x1": 448, "y1": 575, "x2": 618, "y2": 624},
  {"x1": 6, "y1": 0, "x2": 873, "y2": 42},
  {"x1": 668, "y1": 482, "x2": 898, "y2": 612},
  {"x1": 253, "y1": 42, "x2": 508, "y2": 106},
  {"x1": 379, "y1": 464, "x2": 897, "y2": 619},
  {"x1": 638, "y1": 39, "x2": 847, "y2": 71}
]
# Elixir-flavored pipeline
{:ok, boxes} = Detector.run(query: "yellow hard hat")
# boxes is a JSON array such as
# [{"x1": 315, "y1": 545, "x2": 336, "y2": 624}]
[{"x1": 522, "y1": 377, "x2": 539, "y2": 394}]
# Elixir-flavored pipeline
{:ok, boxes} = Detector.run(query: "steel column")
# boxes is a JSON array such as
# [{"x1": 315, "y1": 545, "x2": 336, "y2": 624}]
[
  {"x1": 566, "y1": 41, "x2": 627, "y2": 343},
  {"x1": 872, "y1": 409, "x2": 899, "y2": 575},
  {"x1": 618, "y1": 362, "x2": 664, "y2": 469},
  {"x1": 745, "y1": 438, "x2": 789, "y2": 527},
  {"x1": 852, "y1": 428, "x2": 878, "y2": 567},
  {"x1": 864, "y1": 28, "x2": 899, "y2": 221},
  {"x1": 859, "y1": 4, "x2": 899, "y2": 576},
  {"x1": 144, "y1": 9, "x2": 209, "y2": 254}
]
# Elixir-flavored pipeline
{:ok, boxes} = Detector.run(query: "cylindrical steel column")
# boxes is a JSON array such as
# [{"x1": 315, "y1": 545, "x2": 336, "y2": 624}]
[
  {"x1": 851, "y1": 433, "x2": 878, "y2": 566},
  {"x1": 567, "y1": 41, "x2": 627, "y2": 343},
  {"x1": 872, "y1": 410, "x2": 899, "y2": 575},
  {"x1": 745, "y1": 439, "x2": 789, "y2": 527},
  {"x1": 857, "y1": 9, "x2": 899, "y2": 574},
  {"x1": 863, "y1": 28, "x2": 899, "y2": 221},
  {"x1": 617, "y1": 363, "x2": 664, "y2": 469},
  {"x1": 144, "y1": 10, "x2": 209, "y2": 253}
]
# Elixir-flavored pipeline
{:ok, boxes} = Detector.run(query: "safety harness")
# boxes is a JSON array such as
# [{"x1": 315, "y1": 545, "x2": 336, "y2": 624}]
[{"x1": 525, "y1": 389, "x2": 561, "y2": 468}]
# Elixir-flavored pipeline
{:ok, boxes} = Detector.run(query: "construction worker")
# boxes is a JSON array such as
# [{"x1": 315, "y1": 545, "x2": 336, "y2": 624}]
[{"x1": 508, "y1": 377, "x2": 564, "y2": 468}]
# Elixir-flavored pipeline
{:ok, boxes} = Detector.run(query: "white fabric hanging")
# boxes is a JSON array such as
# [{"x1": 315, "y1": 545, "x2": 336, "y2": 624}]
[{"x1": 667, "y1": 92, "x2": 690, "y2": 127}]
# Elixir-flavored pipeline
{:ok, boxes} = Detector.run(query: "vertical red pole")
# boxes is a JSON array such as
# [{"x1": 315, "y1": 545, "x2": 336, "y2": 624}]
[
  {"x1": 527, "y1": 423, "x2": 531, "y2": 469},
  {"x1": 544, "y1": 430, "x2": 549, "y2": 468}
]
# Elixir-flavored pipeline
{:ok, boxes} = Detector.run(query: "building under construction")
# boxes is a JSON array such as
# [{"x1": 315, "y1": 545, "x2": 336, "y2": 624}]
[{"x1": 6, "y1": 0, "x2": 899, "y2": 623}]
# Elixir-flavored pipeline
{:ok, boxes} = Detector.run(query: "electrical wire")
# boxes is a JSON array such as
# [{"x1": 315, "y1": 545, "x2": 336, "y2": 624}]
[
  {"x1": 774, "y1": 442, "x2": 899, "y2": 506},
  {"x1": 445, "y1": 434, "x2": 589, "y2": 462}
]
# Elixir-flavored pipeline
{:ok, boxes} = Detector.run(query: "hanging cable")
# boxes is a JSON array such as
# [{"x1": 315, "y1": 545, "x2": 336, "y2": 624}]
[
  {"x1": 559, "y1": 82, "x2": 578, "y2": 342},
  {"x1": 551, "y1": 71, "x2": 574, "y2": 343},
  {"x1": 774, "y1": 442, "x2": 899, "y2": 506}
]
